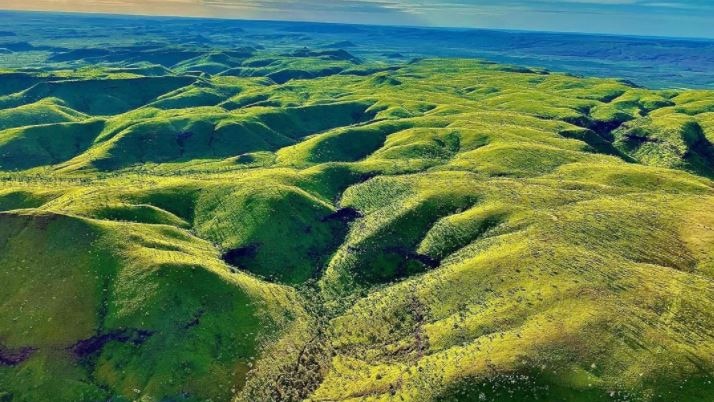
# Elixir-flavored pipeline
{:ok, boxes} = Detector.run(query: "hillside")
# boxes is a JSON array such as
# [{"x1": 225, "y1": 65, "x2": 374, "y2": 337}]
[{"x1": 0, "y1": 20, "x2": 713, "y2": 402}]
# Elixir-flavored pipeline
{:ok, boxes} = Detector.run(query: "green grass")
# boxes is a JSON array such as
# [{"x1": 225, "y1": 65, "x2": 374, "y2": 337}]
[
  {"x1": 0, "y1": 99, "x2": 88, "y2": 131},
  {"x1": 0, "y1": 55, "x2": 713, "y2": 402},
  {"x1": 0, "y1": 209, "x2": 304, "y2": 402},
  {"x1": 0, "y1": 120, "x2": 104, "y2": 170},
  {"x1": 0, "y1": 76, "x2": 196, "y2": 115}
]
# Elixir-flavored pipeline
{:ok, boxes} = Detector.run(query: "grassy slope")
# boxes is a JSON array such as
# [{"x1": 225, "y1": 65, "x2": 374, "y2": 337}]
[
  {"x1": 0, "y1": 55, "x2": 713, "y2": 402},
  {"x1": 0, "y1": 207, "x2": 305, "y2": 402}
]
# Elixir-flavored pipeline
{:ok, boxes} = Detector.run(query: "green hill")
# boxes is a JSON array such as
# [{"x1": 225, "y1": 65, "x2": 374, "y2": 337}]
[{"x1": 0, "y1": 53, "x2": 713, "y2": 402}]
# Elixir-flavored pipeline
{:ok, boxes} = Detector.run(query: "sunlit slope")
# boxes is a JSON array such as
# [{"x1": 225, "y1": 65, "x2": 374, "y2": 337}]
[
  {"x1": 314, "y1": 172, "x2": 714, "y2": 401},
  {"x1": 0, "y1": 56, "x2": 713, "y2": 402},
  {"x1": 0, "y1": 207, "x2": 304, "y2": 402}
]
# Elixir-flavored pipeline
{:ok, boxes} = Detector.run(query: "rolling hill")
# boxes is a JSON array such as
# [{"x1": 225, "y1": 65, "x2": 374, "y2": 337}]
[{"x1": 0, "y1": 16, "x2": 713, "y2": 402}]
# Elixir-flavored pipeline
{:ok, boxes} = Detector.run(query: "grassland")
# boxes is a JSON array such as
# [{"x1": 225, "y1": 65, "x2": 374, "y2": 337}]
[{"x1": 0, "y1": 34, "x2": 713, "y2": 402}]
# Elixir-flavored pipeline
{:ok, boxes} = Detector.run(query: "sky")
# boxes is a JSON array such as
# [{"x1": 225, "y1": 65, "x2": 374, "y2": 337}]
[{"x1": 2, "y1": 0, "x2": 714, "y2": 39}]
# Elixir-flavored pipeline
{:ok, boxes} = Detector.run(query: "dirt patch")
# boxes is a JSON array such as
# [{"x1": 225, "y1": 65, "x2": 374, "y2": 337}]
[
  {"x1": 0, "y1": 345, "x2": 35, "y2": 366},
  {"x1": 221, "y1": 244, "x2": 260, "y2": 268},
  {"x1": 321, "y1": 207, "x2": 362, "y2": 223},
  {"x1": 70, "y1": 328, "x2": 154, "y2": 358},
  {"x1": 386, "y1": 246, "x2": 441, "y2": 269}
]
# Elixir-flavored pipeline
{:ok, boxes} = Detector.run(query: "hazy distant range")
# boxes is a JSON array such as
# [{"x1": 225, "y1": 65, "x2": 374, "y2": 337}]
[{"x1": 1, "y1": 10, "x2": 713, "y2": 89}]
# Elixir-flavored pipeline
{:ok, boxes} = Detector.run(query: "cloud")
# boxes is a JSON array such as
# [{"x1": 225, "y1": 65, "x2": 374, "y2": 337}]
[{"x1": 5, "y1": 0, "x2": 713, "y2": 16}]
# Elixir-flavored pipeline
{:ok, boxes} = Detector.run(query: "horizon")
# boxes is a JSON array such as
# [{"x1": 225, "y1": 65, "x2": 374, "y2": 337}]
[
  {"x1": 2, "y1": 8, "x2": 714, "y2": 43},
  {"x1": 2, "y1": 0, "x2": 714, "y2": 40}
]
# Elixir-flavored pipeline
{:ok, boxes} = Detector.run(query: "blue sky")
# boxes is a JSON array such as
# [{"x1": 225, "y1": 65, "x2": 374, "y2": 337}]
[{"x1": 3, "y1": 0, "x2": 714, "y2": 38}]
